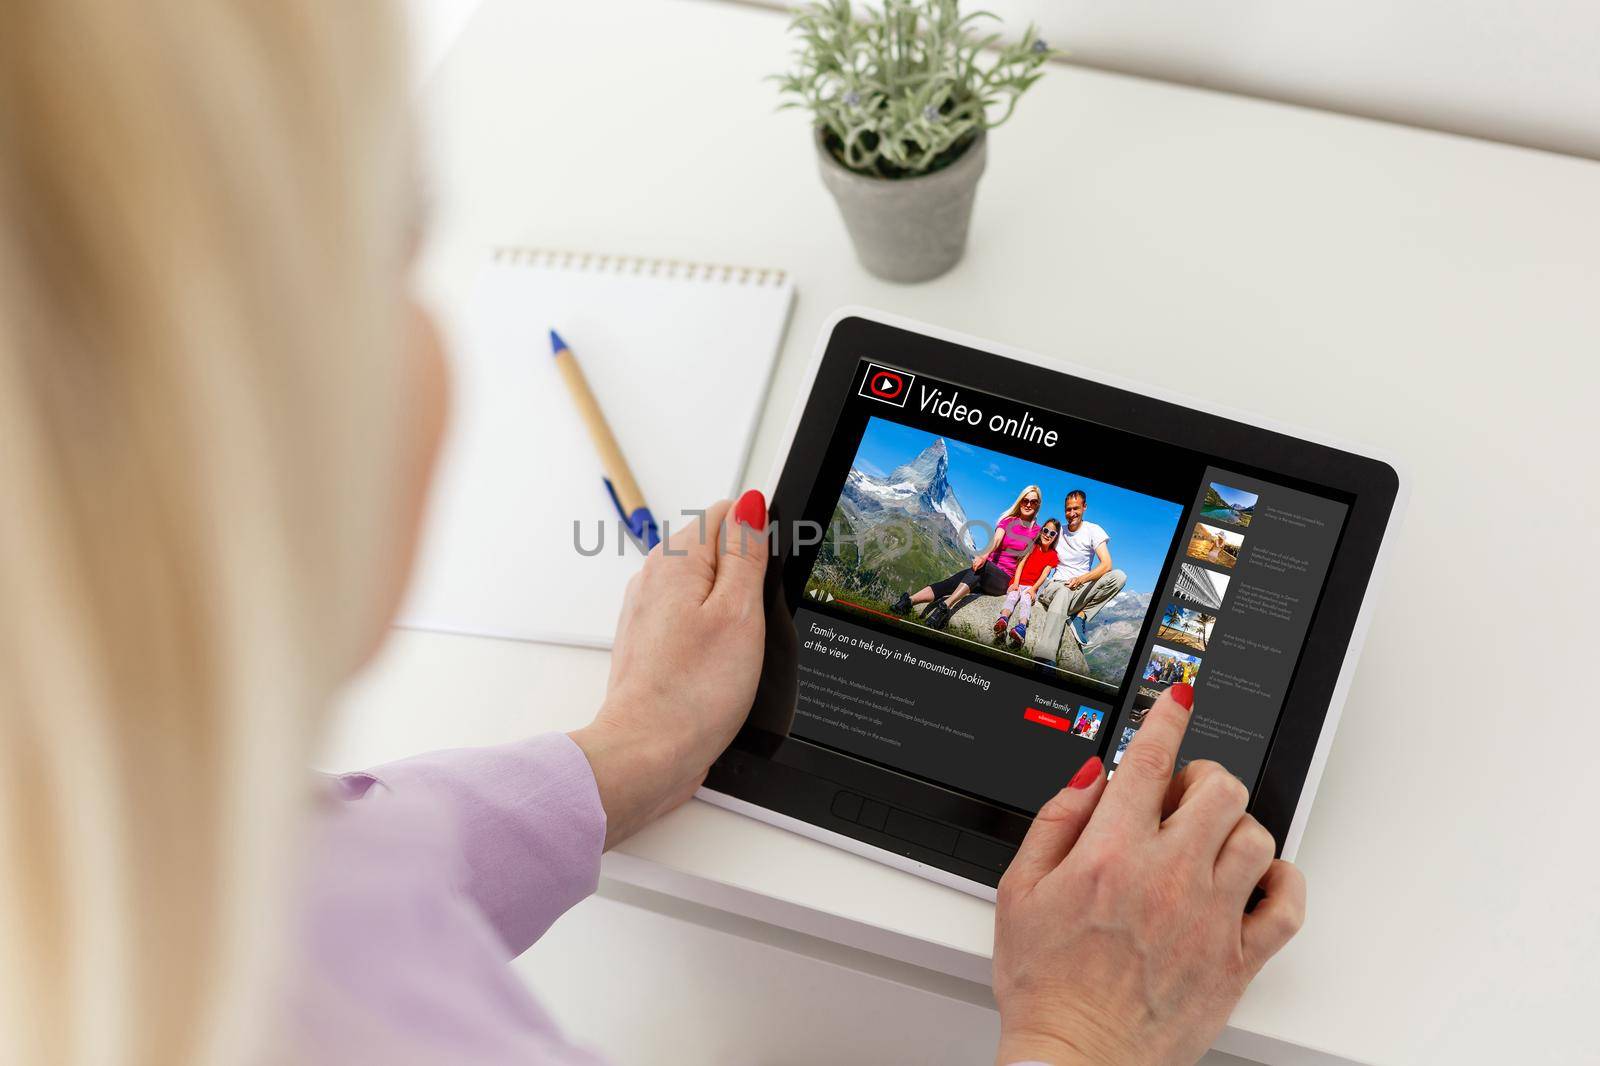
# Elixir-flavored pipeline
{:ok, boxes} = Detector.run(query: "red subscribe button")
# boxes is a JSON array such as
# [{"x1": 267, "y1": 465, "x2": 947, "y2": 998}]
[{"x1": 1023, "y1": 707, "x2": 1072, "y2": 732}]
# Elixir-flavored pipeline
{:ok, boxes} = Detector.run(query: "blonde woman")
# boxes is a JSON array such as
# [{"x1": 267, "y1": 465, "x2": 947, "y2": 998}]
[
  {"x1": 0, "y1": 4, "x2": 1305, "y2": 1064},
  {"x1": 891, "y1": 484, "x2": 1044, "y2": 629}
]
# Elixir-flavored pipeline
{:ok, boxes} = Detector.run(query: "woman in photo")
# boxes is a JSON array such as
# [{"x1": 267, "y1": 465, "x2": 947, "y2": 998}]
[
  {"x1": 992, "y1": 518, "x2": 1061, "y2": 647},
  {"x1": 892, "y1": 485, "x2": 1043, "y2": 629}
]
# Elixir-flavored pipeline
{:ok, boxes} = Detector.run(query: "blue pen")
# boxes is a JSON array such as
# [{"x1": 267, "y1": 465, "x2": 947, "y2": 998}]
[{"x1": 548, "y1": 329, "x2": 661, "y2": 550}]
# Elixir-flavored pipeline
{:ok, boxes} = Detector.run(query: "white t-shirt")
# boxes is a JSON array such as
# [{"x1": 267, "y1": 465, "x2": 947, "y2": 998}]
[{"x1": 1053, "y1": 521, "x2": 1109, "y2": 580}]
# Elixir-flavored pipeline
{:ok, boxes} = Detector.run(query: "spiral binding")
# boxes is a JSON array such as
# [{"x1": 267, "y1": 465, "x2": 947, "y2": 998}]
[{"x1": 492, "y1": 246, "x2": 787, "y2": 288}]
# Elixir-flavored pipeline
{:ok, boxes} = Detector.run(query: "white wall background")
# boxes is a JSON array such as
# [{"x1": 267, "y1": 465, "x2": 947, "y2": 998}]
[
  {"x1": 403, "y1": 0, "x2": 483, "y2": 83},
  {"x1": 963, "y1": 0, "x2": 1600, "y2": 160},
  {"x1": 410, "y1": 0, "x2": 1599, "y2": 159}
]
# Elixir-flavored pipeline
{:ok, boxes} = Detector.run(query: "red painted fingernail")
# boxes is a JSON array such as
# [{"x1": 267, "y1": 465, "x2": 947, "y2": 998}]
[
  {"x1": 732, "y1": 489, "x2": 766, "y2": 530},
  {"x1": 1068, "y1": 756, "x2": 1103, "y2": 789},
  {"x1": 1169, "y1": 683, "x2": 1194, "y2": 711}
]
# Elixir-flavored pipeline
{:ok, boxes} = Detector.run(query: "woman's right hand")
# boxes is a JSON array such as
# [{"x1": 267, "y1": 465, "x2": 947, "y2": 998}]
[
  {"x1": 972, "y1": 553, "x2": 989, "y2": 571},
  {"x1": 992, "y1": 685, "x2": 1305, "y2": 1066}
]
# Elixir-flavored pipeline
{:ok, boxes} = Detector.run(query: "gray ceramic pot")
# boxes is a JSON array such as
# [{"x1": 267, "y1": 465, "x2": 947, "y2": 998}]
[{"x1": 816, "y1": 130, "x2": 987, "y2": 284}]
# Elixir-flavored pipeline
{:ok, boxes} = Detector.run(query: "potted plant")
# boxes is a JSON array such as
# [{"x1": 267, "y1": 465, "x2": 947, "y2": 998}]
[{"x1": 776, "y1": 0, "x2": 1054, "y2": 283}]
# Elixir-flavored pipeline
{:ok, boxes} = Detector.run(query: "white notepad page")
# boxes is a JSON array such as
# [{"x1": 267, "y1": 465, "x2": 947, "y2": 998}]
[{"x1": 400, "y1": 248, "x2": 794, "y2": 647}]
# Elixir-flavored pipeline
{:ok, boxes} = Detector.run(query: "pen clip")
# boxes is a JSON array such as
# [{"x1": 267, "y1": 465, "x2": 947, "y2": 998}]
[{"x1": 603, "y1": 477, "x2": 661, "y2": 551}]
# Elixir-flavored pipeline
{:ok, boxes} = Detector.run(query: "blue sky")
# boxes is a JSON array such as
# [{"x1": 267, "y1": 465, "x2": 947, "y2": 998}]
[
  {"x1": 1209, "y1": 481, "x2": 1259, "y2": 509},
  {"x1": 854, "y1": 417, "x2": 1183, "y2": 597}
]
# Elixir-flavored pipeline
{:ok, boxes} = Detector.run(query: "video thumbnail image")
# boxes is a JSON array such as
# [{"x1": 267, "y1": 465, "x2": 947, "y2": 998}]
[
  {"x1": 1072, "y1": 708, "x2": 1105, "y2": 741},
  {"x1": 1113, "y1": 725, "x2": 1137, "y2": 764},
  {"x1": 1199, "y1": 482, "x2": 1258, "y2": 528},
  {"x1": 1156, "y1": 602, "x2": 1217, "y2": 652},
  {"x1": 1143, "y1": 645, "x2": 1201, "y2": 687},
  {"x1": 1174, "y1": 562, "x2": 1230, "y2": 611},
  {"x1": 1186, "y1": 522, "x2": 1244, "y2": 570},
  {"x1": 804, "y1": 417, "x2": 1183, "y2": 693},
  {"x1": 1112, "y1": 687, "x2": 1166, "y2": 764}
]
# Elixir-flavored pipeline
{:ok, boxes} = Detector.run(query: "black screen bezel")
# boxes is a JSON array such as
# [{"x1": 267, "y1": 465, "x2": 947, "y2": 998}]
[{"x1": 706, "y1": 315, "x2": 1399, "y2": 889}]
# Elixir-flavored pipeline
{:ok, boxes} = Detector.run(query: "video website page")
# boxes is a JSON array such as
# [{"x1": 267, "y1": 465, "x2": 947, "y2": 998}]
[{"x1": 786, "y1": 360, "x2": 1350, "y2": 814}]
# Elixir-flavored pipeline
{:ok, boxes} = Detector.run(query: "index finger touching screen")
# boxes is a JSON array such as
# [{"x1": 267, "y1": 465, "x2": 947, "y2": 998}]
[{"x1": 1093, "y1": 684, "x2": 1194, "y2": 833}]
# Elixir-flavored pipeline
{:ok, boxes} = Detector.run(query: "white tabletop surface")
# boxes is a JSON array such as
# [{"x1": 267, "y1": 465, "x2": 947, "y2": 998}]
[{"x1": 326, "y1": 1, "x2": 1600, "y2": 1063}]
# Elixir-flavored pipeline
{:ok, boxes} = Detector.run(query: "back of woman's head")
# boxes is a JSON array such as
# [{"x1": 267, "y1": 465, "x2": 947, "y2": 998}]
[{"x1": 0, "y1": 2, "x2": 412, "y2": 1062}]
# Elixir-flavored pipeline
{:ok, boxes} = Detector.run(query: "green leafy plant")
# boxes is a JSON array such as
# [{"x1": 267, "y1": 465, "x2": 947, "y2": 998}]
[{"x1": 775, "y1": 0, "x2": 1055, "y2": 179}]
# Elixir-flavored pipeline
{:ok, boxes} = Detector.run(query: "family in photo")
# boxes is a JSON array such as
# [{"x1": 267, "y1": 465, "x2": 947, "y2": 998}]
[
  {"x1": 1144, "y1": 645, "x2": 1202, "y2": 687},
  {"x1": 816, "y1": 418, "x2": 1183, "y2": 689},
  {"x1": 892, "y1": 486, "x2": 1127, "y2": 660},
  {"x1": 1072, "y1": 708, "x2": 1105, "y2": 740}
]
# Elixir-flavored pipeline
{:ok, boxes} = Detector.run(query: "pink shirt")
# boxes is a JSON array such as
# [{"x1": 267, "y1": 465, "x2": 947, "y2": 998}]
[{"x1": 992, "y1": 515, "x2": 1040, "y2": 578}]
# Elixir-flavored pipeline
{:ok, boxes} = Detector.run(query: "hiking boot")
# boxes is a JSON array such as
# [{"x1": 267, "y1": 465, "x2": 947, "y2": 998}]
[
  {"x1": 1008, "y1": 623, "x2": 1027, "y2": 647},
  {"x1": 891, "y1": 592, "x2": 912, "y2": 615}
]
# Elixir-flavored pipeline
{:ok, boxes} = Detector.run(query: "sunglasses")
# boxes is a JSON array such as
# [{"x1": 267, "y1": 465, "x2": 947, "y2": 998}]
[
  {"x1": 1022, "y1": 497, "x2": 1040, "y2": 506},
  {"x1": 1040, "y1": 528, "x2": 1058, "y2": 539}
]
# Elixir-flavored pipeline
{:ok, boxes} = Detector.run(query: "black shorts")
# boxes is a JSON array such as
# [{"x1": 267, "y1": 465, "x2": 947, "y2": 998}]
[{"x1": 928, "y1": 560, "x2": 1011, "y2": 600}]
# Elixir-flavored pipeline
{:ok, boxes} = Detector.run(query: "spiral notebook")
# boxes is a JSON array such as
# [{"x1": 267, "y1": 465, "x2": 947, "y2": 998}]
[{"x1": 400, "y1": 247, "x2": 795, "y2": 647}]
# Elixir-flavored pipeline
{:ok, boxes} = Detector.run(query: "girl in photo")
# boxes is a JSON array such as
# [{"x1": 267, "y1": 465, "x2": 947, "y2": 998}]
[
  {"x1": 892, "y1": 485, "x2": 1043, "y2": 629},
  {"x1": 992, "y1": 518, "x2": 1061, "y2": 647}
]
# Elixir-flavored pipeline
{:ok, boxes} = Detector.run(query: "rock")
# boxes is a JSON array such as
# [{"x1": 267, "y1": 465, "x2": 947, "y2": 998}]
[{"x1": 913, "y1": 593, "x2": 1088, "y2": 675}]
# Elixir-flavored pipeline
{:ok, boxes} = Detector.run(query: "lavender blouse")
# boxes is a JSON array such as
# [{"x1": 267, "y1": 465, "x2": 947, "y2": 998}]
[
  {"x1": 289, "y1": 732, "x2": 1048, "y2": 1064},
  {"x1": 289, "y1": 733, "x2": 608, "y2": 1063}
]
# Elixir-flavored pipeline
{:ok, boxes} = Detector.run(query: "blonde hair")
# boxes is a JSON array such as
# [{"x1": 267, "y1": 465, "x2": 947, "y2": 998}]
[
  {"x1": 996, "y1": 484, "x2": 1044, "y2": 525},
  {"x1": 0, "y1": 3, "x2": 412, "y2": 1063}
]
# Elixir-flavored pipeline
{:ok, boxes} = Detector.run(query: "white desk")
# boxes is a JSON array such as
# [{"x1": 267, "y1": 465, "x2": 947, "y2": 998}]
[{"x1": 326, "y1": 1, "x2": 1600, "y2": 1063}]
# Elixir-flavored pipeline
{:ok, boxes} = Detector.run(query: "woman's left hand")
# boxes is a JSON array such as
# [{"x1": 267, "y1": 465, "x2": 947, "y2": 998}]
[{"x1": 570, "y1": 492, "x2": 768, "y2": 848}]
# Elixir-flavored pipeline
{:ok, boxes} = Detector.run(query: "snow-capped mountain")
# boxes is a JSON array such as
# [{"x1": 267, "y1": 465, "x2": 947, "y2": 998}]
[{"x1": 840, "y1": 438, "x2": 977, "y2": 552}]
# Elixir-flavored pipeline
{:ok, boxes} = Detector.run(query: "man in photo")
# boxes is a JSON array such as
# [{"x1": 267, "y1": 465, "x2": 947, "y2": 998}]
[{"x1": 1031, "y1": 489, "x2": 1127, "y2": 667}]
